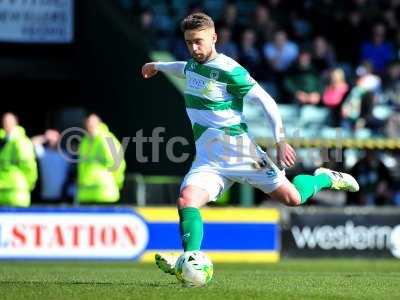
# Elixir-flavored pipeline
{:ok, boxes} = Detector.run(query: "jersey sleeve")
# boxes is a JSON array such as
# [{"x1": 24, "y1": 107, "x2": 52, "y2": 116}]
[
  {"x1": 244, "y1": 83, "x2": 285, "y2": 143},
  {"x1": 154, "y1": 61, "x2": 187, "y2": 79},
  {"x1": 226, "y1": 66, "x2": 256, "y2": 98}
]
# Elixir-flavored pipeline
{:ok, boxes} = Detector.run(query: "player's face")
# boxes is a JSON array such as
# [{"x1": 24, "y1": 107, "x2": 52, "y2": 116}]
[{"x1": 184, "y1": 28, "x2": 217, "y2": 63}]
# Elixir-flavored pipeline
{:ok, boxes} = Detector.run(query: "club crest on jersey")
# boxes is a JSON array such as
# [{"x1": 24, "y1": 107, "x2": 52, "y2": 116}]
[
  {"x1": 210, "y1": 70, "x2": 219, "y2": 80},
  {"x1": 265, "y1": 169, "x2": 277, "y2": 177}
]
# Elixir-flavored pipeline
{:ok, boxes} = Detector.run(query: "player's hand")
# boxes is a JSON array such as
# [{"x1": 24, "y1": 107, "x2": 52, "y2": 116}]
[
  {"x1": 276, "y1": 141, "x2": 296, "y2": 169},
  {"x1": 142, "y1": 63, "x2": 158, "y2": 79}
]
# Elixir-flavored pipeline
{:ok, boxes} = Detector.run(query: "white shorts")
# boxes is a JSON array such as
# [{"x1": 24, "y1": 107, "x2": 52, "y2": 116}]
[{"x1": 180, "y1": 130, "x2": 286, "y2": 201}]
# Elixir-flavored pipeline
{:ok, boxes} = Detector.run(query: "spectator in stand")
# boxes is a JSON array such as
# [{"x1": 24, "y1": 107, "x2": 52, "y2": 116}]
[
  {"x1": 263, "y1": 0, "x2": 288, "y2": 25},
  {"x1": 238, "y1": 28, "x2": 263, "y2": 78},
  {"x1": 216, "y1": 1, "x2": 241, "y2": 40},
  {"x1": 354, "y1": 61, "x2": 382, "y2": 92},
  {"x1": 216, "y1": 26, "x2": 238, "y2": 60},
  {"x1": 356, "y1": 91, "x2": 385, "y2": 133},
  {"x1": 283, "y1": 48, "x2": 323, "y2": 105},
  {"x1": 309, "y1": 0, "x2": 342, "y2": 42},
  {"x1": 342, "y1": 62, "x2": 382, "y2": 131},
  {"x1": 31, "y1": 129, "x2": 73, "y2": 204},
  {"x1": 322, "y1": 68, "x2": 349, "y2": 126},
  {"x1": 382, "y1": 60, "x2": 400, "y2": 106},
  {"x1": 336, "y1": 9, "x2": 365, "y2": 64},
  {"x1": 393, "y1": 30, "x2": 400, "y2": 60},
  {"x1": 139, "y1": 7, "x2": 157, "y2": 50},
  {"x1": 249, "y1": 4, "x2": 276, "y2": 47},
  {"x1": 171, "y1": 37, "x2": 191, "y2": 61},
  {"x1": 383, "y1": 61, "x2": 400, "y2": 138},
  {"x1": 349, "y1": 150, "x2": 394, "y2": 206},
  {"x1": 289, "y1": 10, "x2": 312, "y2": 43},
  {"x1": 323, "y1": 68, "x2": 349, "y2": 108},
  {"x1": 382, "y1": 5, "x2": 399, "y2": 38},
  {"x1": 77, "y1": 114, "x2": 126, "y2": 204},
  {"x1": 361, "y1": 23, "x2": 395, "y2": 74},
  {"x1": 263, "y1": 30, "x2": 299, "y2": 73},
  {"x1": 312, "y1": 36, "x2": 336, "y2": 75},
  {"x1": 0, "y1": 113, "x2": 37, "y2": 207}
]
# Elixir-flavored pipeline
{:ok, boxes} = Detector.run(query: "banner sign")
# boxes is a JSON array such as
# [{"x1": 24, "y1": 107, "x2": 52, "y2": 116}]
[
  {"x1": 136, "y1": 208, "x2": 280, "y2": 263},
  {"x1": 0, "y1": 207, "x2": 280, "y2": 262},
  {"x1": 282, "y1": 211, "x2": 400, "y2": 258},
  {"x1": 0, "y1": 207, "x2": 149, "y2": 259},
  {"x1": 0, "y1": 0, "x2": 74, "y2": 43}
]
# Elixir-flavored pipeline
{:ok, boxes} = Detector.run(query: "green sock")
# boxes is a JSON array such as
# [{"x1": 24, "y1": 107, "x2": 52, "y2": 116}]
[
  {"x1": 292, "y1": 174, "x2": 332, "y2": 204},
  {"x1": 178, "y1": 207, "x2": 203, "y2": 251}
]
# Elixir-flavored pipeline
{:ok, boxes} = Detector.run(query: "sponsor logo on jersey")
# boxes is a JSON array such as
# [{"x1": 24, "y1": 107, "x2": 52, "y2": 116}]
[{"x1": 266, "y1": 169, "x2": 277, "y2": 177}]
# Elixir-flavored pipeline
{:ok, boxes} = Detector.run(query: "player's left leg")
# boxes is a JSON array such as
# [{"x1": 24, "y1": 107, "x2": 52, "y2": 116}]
[
  {"x1": 155, "y1": 185, "x2": 209, "y2": 275},
  {"x1": 269, "y1": 168, "x2": 359, "y2": 206},
  {"x1": 177, "y1": 185, "x2": 210, "y2": 252}
]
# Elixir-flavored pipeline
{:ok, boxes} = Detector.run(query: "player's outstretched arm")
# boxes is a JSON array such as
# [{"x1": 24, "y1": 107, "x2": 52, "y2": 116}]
[
  {"x1": 142, "y1": 61, "x2": 187, "y2": 79},
  {"x1": 244, "y1": 83, "x2": 296, "y2": 169}
]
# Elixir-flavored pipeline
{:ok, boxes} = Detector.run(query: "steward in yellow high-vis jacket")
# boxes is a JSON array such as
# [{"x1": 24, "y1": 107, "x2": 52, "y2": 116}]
[
  {"x1": 77, "y1": 114, "x2": 126, "y2": 203},
  {"x1": 0, "y1": 113, "x2": 38, "y2": 207}
]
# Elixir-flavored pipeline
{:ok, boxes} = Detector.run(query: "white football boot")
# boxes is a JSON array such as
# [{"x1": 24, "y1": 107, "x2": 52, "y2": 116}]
[{"x1": 314, "y1": 167, "x2": 359, "y2": 192}]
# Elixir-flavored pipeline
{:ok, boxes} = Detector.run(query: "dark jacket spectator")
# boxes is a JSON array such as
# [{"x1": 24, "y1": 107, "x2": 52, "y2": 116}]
[
  {"x1": 382, "y1": 61, "x2": 400, "y2": 106},
  {"x1": 349, "y1": 150, "x2": 394, "y2": 206},
  {"x1": 216, "y1": 26, "x2": 238, "y2": 60},
  {"x1": 283, "y1": 49, "x2": 323, "y2": 105},
  {"x1": 336, "y1": 9, "x2": 366, "y2": 63},
  {"x1": 249, "y1": 4, "x2": 276, "y2": 47},
  {"x1": 238, "y1": 28, "x2": 263, "y2": 79},
  {"x1": 312, "y1": 36, "x2": 336, "y2": 74},
  {"x1": 361, "y1": 23, "x2": 395, "y2": 74}
]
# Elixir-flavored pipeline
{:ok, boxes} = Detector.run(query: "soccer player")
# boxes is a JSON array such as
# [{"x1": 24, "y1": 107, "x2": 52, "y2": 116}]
[{"x1": 141, "y1": 13, "x2": 359, "y2": 275}]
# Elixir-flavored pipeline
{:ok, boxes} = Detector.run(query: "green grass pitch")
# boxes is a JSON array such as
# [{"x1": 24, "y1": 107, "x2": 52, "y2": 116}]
[{"x1": 0, "y1": 259, "x2": 399, "y2": 300}]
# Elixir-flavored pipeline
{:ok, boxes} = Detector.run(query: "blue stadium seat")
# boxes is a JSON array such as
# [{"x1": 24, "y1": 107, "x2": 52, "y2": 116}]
[
  {"x1": 373, "y1": 104, "x2": 392, "y2": 120},
  {"x1": 299, "y1": 105, "x2": 330, "y2": 127},
  {"x1": 278, "y1": 104, "x2": 300, "y2": 124}
]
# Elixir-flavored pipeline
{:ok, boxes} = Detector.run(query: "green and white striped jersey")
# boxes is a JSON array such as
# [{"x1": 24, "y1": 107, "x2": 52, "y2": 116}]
[
  {"x1": 183, "y1": 54, "x2": 255, "y2": 141},
  {"x1": 154, "y1": 53, "x2": 284, "y2": 144}
]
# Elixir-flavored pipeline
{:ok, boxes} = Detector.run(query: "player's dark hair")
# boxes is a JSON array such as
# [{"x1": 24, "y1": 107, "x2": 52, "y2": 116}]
[{"x1": 180, "y1": 13, "x2": 215, "y2": 32}]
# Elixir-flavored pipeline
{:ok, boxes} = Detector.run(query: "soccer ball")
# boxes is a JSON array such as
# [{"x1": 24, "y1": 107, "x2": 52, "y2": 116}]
[{"x1": 175, "y1": 251, "x2": 213, "y2": 287}]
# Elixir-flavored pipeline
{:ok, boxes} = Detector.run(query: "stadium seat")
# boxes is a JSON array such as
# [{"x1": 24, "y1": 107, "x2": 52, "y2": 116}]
[
  {"x1": 299, "y1": 105, "x2": 330, "y2": 127},
  {"x1": 373, "y1": 104, "x2": 392, "y2": 120},
  {"x1": 354, "y1": 128, "x2": 372, "y2": 138},
  {"x1": 278, "y1": 104, "x2": 300, "y2": 123},
  {"x1": 320, "y1": 126, "x2": 351, "y2": 139}
]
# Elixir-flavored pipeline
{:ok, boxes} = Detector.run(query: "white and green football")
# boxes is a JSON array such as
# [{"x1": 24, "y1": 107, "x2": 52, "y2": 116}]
[{"x1": 175, "y1": 251, "x2": 213, "y2": 287}]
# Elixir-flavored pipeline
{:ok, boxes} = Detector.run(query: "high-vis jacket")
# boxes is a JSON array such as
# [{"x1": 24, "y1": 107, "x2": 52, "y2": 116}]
[
  {"x1": 0, "y1": 126, "x2": 38, "y2": 207},
  {"x1": 77, "y1": 123, "x2": 126, "y2": 203}
]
